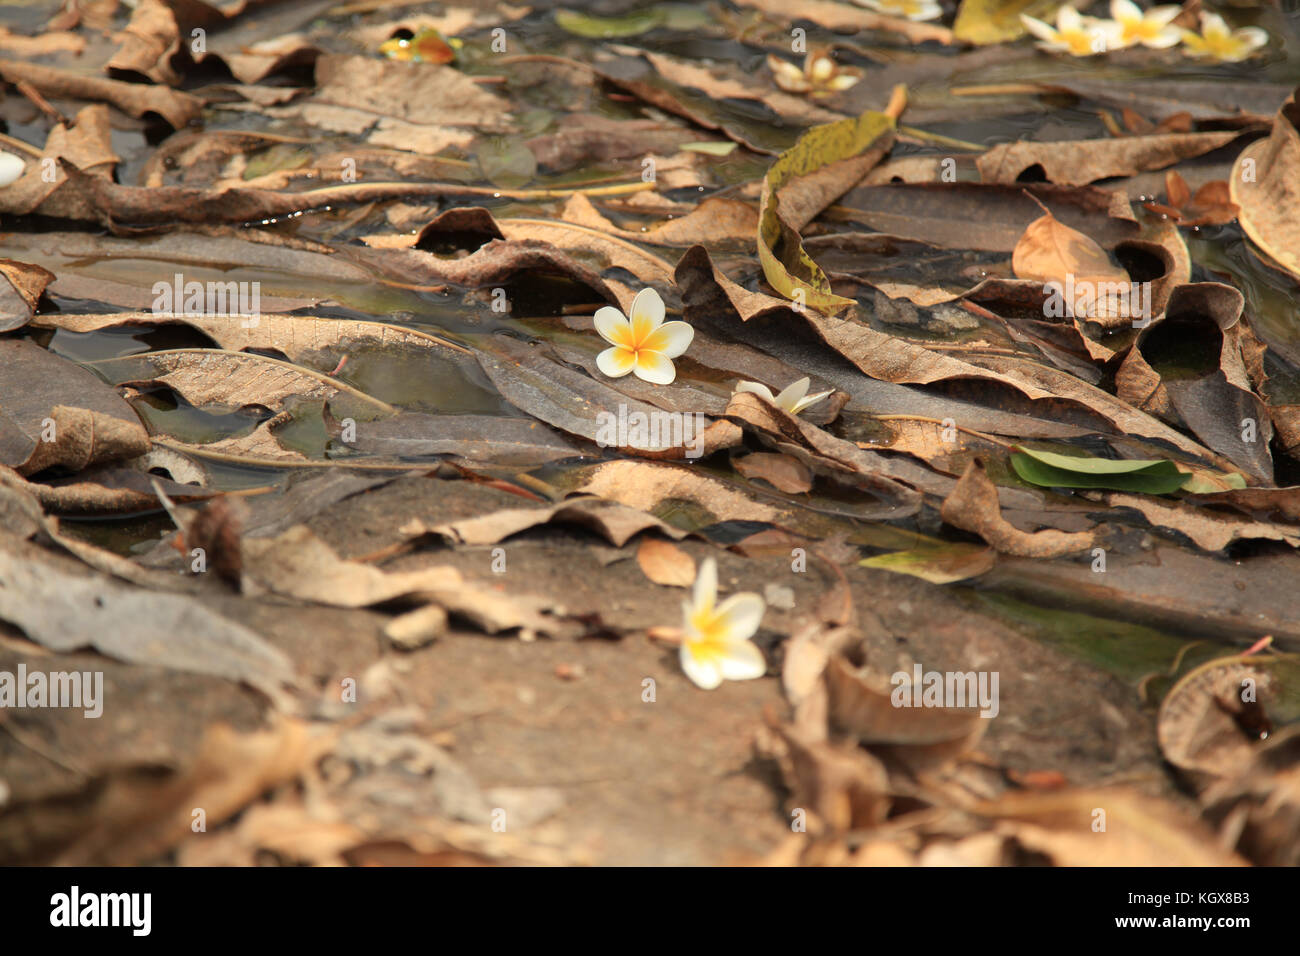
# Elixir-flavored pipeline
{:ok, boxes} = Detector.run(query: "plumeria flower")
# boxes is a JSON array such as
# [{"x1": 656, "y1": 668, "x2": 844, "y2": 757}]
[
  {"x1": 1108, "y1": 0, "x2": 1181, "y2": 49},
  {"x1": 680, "y1": 558, "x2": 766, "y2": 690},
  {"x1": 852, "y1": 0, "x2": 943, "y2": 23},
  {"x1": 1020, "y1": 6, "x2": 1122, "y2": 56},
  {"x1": 593, "y1": 288, "x2": 694, "y2": 385},
  {"x1": 733, "y1": 377, "x2": 833, "y2": 416},
  {"x1": 0, "y1": 151, "x2": 24, "y2": 188},
  {"x1": 1180, "y1": 12, "x2": 1268, "y2": 62},
  {"x1": 767, "y1": 53, "x2": 860, "y2": 96}
]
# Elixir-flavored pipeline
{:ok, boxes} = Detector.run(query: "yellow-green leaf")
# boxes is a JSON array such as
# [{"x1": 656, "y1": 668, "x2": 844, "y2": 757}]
[{"x1": 757, "y1": 110, "x2": 895, "y2": 316}]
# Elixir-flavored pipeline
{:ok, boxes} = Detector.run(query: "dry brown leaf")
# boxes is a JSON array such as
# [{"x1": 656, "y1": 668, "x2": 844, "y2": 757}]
[
  {"x1": 636, "y1": 538, "x2": 696, "y2": 587},
  {"x1": 1157, "y1": 655, "x2": 1275, "y2": 778},
  {"x1": 1012, "y1": 200, "x2": 1131, "y2": 287},
  {"x1": 978, "y1": 131, "x2": 1243, "y2": 186},
  {"x1": 941, "y1": 460, "x2": 1094, "y2": 558},
  {"x1": 733, "y1": 452, "x2": 814, "y2": 494}
]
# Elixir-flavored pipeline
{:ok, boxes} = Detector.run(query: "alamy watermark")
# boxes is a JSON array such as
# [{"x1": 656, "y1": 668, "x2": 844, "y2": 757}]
[
  {"x1": 152, "y1": 272, "x2": 260, "y2": 327},
  {"x1": 1043, "y1": 275, "x2": 1152, "y2": 328},
  {"x1": 891, "y1": 664, "x2": 999, "y2": 718},
  {"x1": 0, "y1": 664, "x2": 103, "y2": 718},
  {"x1": 594, "y1": 403, "x2": 707, "y2": 459}
]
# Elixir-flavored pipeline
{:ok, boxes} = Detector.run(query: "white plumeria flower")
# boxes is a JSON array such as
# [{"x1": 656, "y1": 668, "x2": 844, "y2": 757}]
[
  {"x1": 1108, "y1": 0, "x2": 1181, "y2": 49},
  {"x1": 1180, "y1": 12, "x2": 1268, "y2": 62},
  {"x1": 733, "y1": 377, "x2": 832, "y2": 416},
  {"x1": 593, "y1": 288, "x2": 694, "y2": 385},
  {"x1": 1021, "y1": 6, "x2": 1122, "y2": 56},
  {"x1": 852, "y1": 0, "x2": 943, "y2": 23},
  {"x1": 680, "y1": 558, "x2": 766, "y2": 690},
  {"x1": 0, "y1": 151, "x2": 24, "y2": 187},
  {"x1": 768, "y1": 53, "x2": 860, "y2": 96}
]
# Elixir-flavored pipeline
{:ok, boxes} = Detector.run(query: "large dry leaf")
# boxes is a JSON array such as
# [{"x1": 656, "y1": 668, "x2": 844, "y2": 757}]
[
  {"x1": 1012, "y1": 203, "x2": 1130, "y2": 287},
  {"x1": 35, "y1": 312, "x2": 467, "y2": 366},
  {"x1": 345, "y1": 413, "x2": 580, "y2": 468},
  {"x1": 100, "y1": 348, "x2": 395, "y2": 418},
  {"x1": 0, "y1": 340, "x2": 150, "y2": 476},
  {"x1": 758, "y1": 111, "x2": 896, "y2": 315},
  {"x1": 1231, "y1": 86, "x2": 1300, "y2": 281},
  {"x1": 978, "y1": 131, "x2": 1244, "y2": 186},
  {"x1": 0, "y1": 538, "x2": 295, "y2": 696}
]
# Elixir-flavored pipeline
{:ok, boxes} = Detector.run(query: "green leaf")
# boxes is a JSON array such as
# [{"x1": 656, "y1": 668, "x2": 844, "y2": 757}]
[
  {"x1": 757, "y1": 110, "x2": 895, "y2": 316},
  {"x1": 680, "y1": 141, "x2": 738, "y2": 157},
  {"x1": 953, "y1": 0, "x2": 1063, "y2": 45},
  {"x1": 1010, "y1": 447, "x2": 1190, "y2": 494},
  {"x1": 554, "y1": 8, "x2": 667, "y2": 38},
  {"x1": 1179, "y1": 471, "x2": 1248, "y2": 494},
  {"x1": 859, "y1": 541, "x2": 995, "y2": 584}
]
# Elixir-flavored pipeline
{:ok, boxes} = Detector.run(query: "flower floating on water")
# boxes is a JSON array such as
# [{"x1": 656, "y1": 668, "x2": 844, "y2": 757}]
[
  {"x1": 767, "y1": 53, "x2": 860, "y2": 96},
  {"x1": 1108, "y1": 0, "x2": 1181, "y2": 49},
  {"x1": 852, "y1": 0, "x2": 943, "y2": 22},
  {"x1": 0, "y1": 151, "x2": 23, "y2": 187},
  {"x1": 733, "y1": 377, "x2": 833, "y2": 416},
  {"x1": 379, "y1": 28, "x2": 460, "y2": 64},
  {"x1": 1020, "y1": 6, "x2": 1122, "y2": 56},
  {"x1": 680, "y1": 558, "x2": 767, "y2": 690},
  {"x1": 593, "y1": 288, "x2": 694, "y2": 385},
  {"x1": 1180, "y1": 12, "x2": 1268, "y2": 62}
]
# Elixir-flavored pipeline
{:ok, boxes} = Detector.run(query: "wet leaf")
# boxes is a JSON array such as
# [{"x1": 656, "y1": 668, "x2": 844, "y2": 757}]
[
  {"x1": 1010, "y1": 447, "x2": 1190, "y2": 494},
  {"x1": 859, "y1": 541, "x2": 996, "y2": 584}
]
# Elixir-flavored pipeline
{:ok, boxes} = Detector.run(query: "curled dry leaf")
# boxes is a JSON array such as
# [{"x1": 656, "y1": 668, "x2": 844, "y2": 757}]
[
  {"x1": 941, "y1": 460, "x2": 1095, "y2": 558},
  {"x1": 1157, "y1": 655, "x2": 1275, "y2": 778},
  {"x1": 0, "y1": 340, "x2": 151, "y2": 477}
]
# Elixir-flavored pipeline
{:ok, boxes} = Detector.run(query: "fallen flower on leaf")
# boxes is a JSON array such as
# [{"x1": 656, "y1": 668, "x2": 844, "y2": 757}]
[
  {"x1": 852, "y1": 0, "x2": 944, "y2": 22},
  {"x1": 733, "y1": 377, "x2": 832, "y2": 416},
  {"x1": 379, "y1": 28, "x2": 459, "y2": 63},
  {"x1": 767, "y1": 53, "x2": 860, "y2": 96},
  {"x1": 1180, "y1": 12, "x2": 1268, "y2": 62},
  {"x1": 1109, "y1": 0, "x2": 1181, "y2": 49},
  {"x1": 1021, "y1": 6, "x2": 1122, "y2": 56},
  {"x1": 680, "y1": 558, "x2": 766, "y2": 690},
  {"x1": 593, "y1": 288, "x2": 694, "y2": 385}
]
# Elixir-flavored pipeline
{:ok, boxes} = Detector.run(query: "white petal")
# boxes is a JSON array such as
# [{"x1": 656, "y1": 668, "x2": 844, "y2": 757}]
[
  {"x1": 631, "y1": 350, "x2": 676, "y2": 384},
  {"x1": 1109, "y1": 0, "x2": 1140, "y2": 23},
  {"x1": 0, "y1": 151, "x2": 24, "y2": 188},
  {"x1": 1146, "y1": 6, "x2": 1181, "y2": 26},
  {"x1": 717, "y1": 641, "x2": 767, "y2": 682},
  {"x1": 1019, "y1": 14, "x2": 1060, "y2": 43},
  {"x1": 774, "y1": 377, "x2": 811, "y2": 411},
  {"x1": 1143, "y1": 26, "x2": 1182, "y2": 48},
  {"x1": 714, "y1": 592, "x2": 765, "y2": 643},
  {"x1": 791, "y1": 389, "x2": 834, "y2": 414},
  {"x1": 693, "y1": 557, "x2": 717, "y2": 616},
  {"x1": 1236, "y1": 26, "x2": 1268, "y2": 51},
  {"x1": 593, "y1": 306, "x2": 631, "y2": 346},
  {"x1": 1200, "y1": 12, "x2": 1229, "y2": 36},
  {"x1": 680, "y1": 643, "x2": 723, "y2": 689},
  {"x1": 1057, "y1": 6, "x2": 1082, "y2": 31},
  {"x1": 596, "y1": 346, "x2": 636, "y2": 378},
  {"x1": 733, "y1": 380, "x2": 777, "y2": 403},
  {"x1": 643, "y1": 320, "x2": 694, "y2": 359},
  {"x1": 629, "y1": 287, "x2": 665, "y2": 342}
]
